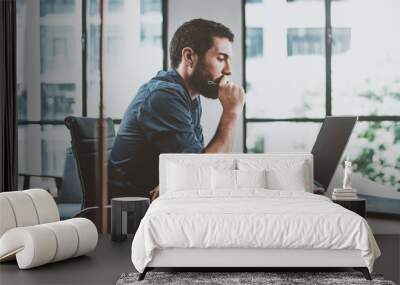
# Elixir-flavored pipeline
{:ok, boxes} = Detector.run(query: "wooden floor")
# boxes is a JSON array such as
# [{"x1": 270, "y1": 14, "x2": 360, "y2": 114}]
[
  {"x1": 0, "y1": 235, "x2": 398, "y2": 285},
  {"x1": 0, "y1": 235, "x2": 134, "y2": 285}
]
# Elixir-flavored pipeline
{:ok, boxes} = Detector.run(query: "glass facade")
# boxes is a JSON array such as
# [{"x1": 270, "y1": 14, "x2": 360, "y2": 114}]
[
  {"x1": 245, "y1": 0, "x2": 325, "y2": 119},
  {"x1": 15, "y1": 0, "x2": 164, "y2": 191},
  {"x1": 246, "y1": 122, "x2": 321, "y2": 153},
  {"x1": 246, "y1": 27, "x2": 263, "y2": 58},
  {"x1": 41, "y1": 83, "x2": 76, "y2": 120},
  {"x1": 40, "y1": 0, "x2": 75, "y2": 17},
  {"x1": 331, "y1": 0, "x2": 400, "y2": 116},
  {"x1": 245, "y1": 0, "x2": 400, "y2": 209},
  {"x1": 86, "y1": 0, "x2": 163, "y2": 118},
  {"x1": 287, "y1": 28, "x2": 351, "y2": 56}
]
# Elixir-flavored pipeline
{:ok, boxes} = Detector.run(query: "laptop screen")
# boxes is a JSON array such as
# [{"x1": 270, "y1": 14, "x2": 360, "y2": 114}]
[{"x1": 311, "y1": 116, "x2": 357, "y2": 190}]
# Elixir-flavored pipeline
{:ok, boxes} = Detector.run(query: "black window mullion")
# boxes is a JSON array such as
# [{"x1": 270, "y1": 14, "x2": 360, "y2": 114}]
[
  {"x1": 246, "y1": 118, "x2": 326, "y2": 123},
  {"x1": 325, "y1": 0, "x2": 332, "y2": 116},
  {"x1": 162, "y1": 0, "x2": 168, "y2": 70},
  {"x1": 82, "y1": 0, "x2": 87, "y2": 117},
  {"x1": 242, "y1": 0, "x2": 247, "y2": 153}
]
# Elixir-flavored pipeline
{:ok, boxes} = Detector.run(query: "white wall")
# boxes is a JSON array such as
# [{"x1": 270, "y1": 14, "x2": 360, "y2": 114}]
[{"x1": 168, "y1": 0, "x2": 244, "y2": 153}]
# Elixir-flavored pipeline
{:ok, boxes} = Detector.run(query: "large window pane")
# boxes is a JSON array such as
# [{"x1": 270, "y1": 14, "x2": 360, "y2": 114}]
[
  {"x1": 41, "y1": 83, "x2": 76, "y2": 120},
  {"x1": 245, "y1": 0, "x2": 325, "y2": 119},
  {"x1": 18, "y1": 125, "x2": 70, "y2": 192},
  {"x1": 331, "y1": 0, "x2": 400, "y2": 116},
  {"x1": 343, "y1": 121, "x2": 400, "y2": 216},
  {"x1": 41, "y1": 125, "x2": 71, "y2": 176},
  {"x1": 344, "y1": 121, "x2": 400, "y2": 192},
  {"x1": 18, "y1": 125, "x2": 70, "y2": 178},
  {"x1": 40, "y1": 0, "x2": 75, "y2": 17},
  {"x1": 246, "y1": 122, "x2": 321, "y2": 153},
  {"x1": 87, "y1": 0, "x2": 163, "y2": 119},
  {"x1": 17, "y1": 0, "x2": 82, "y2": 191},
  {"x1": 40, "y1": 1, "x2": 82, "y2": 118}
]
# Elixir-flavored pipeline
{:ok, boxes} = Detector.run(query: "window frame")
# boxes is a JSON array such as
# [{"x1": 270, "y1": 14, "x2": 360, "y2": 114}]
[
  {"x1": 242, "y1": 0, "x2": 400, "y2": 153},
  {"x1": 17, "y1": 0, "x2": 168, "y2": 176},
  {"x1": 242, "y1": 0, "x2": 400, "y2": 219},
  {"x1": 18, "y1": 0, "x2": 168, "y2": 124}
]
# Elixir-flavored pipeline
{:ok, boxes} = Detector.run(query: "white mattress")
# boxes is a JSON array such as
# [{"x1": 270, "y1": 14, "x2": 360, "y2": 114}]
[{"x1": 131, "y1": 190, "x2": 380, "y2": 273}]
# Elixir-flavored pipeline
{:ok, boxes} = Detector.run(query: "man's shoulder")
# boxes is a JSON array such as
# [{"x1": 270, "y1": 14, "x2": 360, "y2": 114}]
[
  {"x1": 143, "y1": 79, "x2": 190, "y2": 110},
  {"x1": 147, "y1": 79, "x2": 187, "y2": 101}
]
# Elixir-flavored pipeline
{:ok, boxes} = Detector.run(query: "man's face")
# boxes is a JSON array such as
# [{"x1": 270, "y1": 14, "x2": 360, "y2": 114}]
[{"x1": 188, "y1": 37, "x2": 233, "y2": 99}]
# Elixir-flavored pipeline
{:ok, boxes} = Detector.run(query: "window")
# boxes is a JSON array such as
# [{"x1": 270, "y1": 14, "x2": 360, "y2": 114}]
[
  {"x1": 246, "y1": 28, "x2": 263, "y2": 58},
  {"x1": 41, "y1": 83, "x2": 76, "y2": 120},
  {"x1": 40, "y1": 0, "x2": 75, "y2": 17},
  {"x1": 17, "y1": 0, "x2": 81, "y2": 191},
  {"x1": 287, "y1": 27, "x2": 351, "y2": 56},
  {"x1": 245, "y1": 0, "x2": 325, "y2": 119},
  {"x1": 287, "y1": 28, "x2": 324, "y2": 56},
  {"x1": 40, "y1": 26, "x2": 74, "y2": 73},
  {"x1": 109, "y1": 0, "x2": 124, "y2": 13},
  {"x1": 17, "y1": 0, "x2": 165, "y2": 192},
  {"x1": 330, "y1": 0, "x2": 400, "y2": 197},
  {"x1": 140, "y1": 0, "x2": 162, "y2": 14},
  {"x1": 331, "y1": 0, "x2": 400, "y2": 116},
  {"x1": 86, "y1": 0, "x2": 163, "y2": 118},
  {"x1": 141, "y1": 23, "x2": 162, "y2": 46},
  {"x1": 245, "y1": 0, "x2": 400, "y2": 216},
  {"x1": 247, "y1": 122, "x2": 321, "y2": 153}
]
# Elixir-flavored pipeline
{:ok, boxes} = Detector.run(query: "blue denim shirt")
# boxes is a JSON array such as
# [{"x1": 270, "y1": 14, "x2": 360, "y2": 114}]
[{"x1": 109, "y1": 69, "x2": 204, "y2": 196}]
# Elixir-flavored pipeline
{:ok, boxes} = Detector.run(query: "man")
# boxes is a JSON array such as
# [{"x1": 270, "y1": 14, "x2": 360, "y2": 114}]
[{"x1": 109, "y1": 18, "x2": 246, "y2": 201}]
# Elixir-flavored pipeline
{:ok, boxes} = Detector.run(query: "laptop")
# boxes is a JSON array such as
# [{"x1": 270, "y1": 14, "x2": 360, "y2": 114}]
[{"x1": 311, "y1": 116, "x2": 358, "y2": 192}]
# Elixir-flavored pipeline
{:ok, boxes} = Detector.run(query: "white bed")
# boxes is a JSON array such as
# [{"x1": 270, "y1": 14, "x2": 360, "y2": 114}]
[{"x1": 131, "y1": 153, "x2": 380, "y2": 280}]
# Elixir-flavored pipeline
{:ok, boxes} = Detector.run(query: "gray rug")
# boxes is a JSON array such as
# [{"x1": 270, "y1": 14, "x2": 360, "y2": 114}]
[{"x1": 116, "y1": 271, "x2": 396, "y2": 285}]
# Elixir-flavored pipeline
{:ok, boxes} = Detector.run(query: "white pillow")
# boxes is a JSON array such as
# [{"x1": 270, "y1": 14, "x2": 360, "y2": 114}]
[
  {"x1": 211, "y1": 168, "x2": 236, "y2": 190},
  {"x1": 267, "y1": 161, "x2": 307, "y2": 191},
  {"x1": 167, "y1": 162, "x2": 211, "y2": 191},
  {"x1": 237, "y1": 159, "x2": 309, "y2": 191},
  {"x1": 236, "y1": 169, "x2": 267, "y2": 189}
]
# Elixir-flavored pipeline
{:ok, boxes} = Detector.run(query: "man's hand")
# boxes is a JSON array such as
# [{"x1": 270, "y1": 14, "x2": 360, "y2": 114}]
[
  {"x1": 218, "y1": 76, "x2": 246, "y2": 117},
  {"x1": 149, "y1": 185, "x2": 159, "y2": 202},
  {"x1": 203, "y1": 76, "x2": 246, "y2": 153}
]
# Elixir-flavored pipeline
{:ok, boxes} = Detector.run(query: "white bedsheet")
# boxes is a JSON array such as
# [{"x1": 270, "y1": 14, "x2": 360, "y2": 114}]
[{"x1": 131, "y1": 190, "x2": 380, "y2": 273}]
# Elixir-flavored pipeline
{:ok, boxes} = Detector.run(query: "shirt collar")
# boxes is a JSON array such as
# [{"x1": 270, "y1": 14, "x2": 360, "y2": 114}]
[{"x1": 167, "y1": 68, "x2": 198, "y2": 106}]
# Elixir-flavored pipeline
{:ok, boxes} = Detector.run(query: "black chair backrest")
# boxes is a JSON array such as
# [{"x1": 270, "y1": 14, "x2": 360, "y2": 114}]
[
  {"x1": 58, "y1": 147, "x2": 82, "y2": 204},
  {"x1": 64, "y1": 116, "x2": 115, "y2": 211}
]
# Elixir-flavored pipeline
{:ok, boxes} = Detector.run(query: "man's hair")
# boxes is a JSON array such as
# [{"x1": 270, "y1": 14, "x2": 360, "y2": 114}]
[{"x1": 169, "y1": 18, "x2": 234, "y2": 69}]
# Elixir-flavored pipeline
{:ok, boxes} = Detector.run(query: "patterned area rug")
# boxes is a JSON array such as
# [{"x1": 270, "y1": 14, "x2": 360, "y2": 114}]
[{"x1": 116, "y1": 271, "x2": 396, "y2": 285}]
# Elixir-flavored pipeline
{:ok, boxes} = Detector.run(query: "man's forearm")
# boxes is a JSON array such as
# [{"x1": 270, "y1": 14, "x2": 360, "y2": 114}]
[{"x1": 204, "y1": 111, "x2": 239, "y2": 153}]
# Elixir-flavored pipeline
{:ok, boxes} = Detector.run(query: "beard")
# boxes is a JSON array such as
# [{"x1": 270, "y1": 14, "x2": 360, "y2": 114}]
[{"x1": 188, "y1": 59, "x2": 222, "y2": 100}]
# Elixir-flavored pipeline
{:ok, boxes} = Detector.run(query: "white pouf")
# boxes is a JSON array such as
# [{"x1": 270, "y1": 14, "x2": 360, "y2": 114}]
[{"x1": 0, "y1": 189, "x2": 98, "y2": 269}]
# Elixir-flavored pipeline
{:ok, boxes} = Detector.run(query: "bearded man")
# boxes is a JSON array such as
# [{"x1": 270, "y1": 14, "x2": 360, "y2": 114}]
[{"x1": 109, "y1": 18, "x2": 246, "y2": 201}]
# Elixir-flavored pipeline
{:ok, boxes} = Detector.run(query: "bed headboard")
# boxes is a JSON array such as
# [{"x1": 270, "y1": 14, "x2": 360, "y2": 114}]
[{"x1": 159, "y1": 153, "x2": 313, "y2": 195}]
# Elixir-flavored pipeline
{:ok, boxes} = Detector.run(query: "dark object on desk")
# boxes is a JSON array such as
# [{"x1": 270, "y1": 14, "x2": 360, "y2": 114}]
[
  {"x1": 65, "y1": 116, "x2": 115, "y2": 229},
  {"x1": 311, "y1": 116, "x2": 357, "y2": 193},
  {"x1": 111, "y1": 197, "x2": 149, "y2": 242},
  {"x1": 332, "y1": 198, "x2": 366, "y2": 218}
]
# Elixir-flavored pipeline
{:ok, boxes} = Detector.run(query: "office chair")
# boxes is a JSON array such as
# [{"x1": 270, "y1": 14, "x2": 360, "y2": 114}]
[
  {"x1": 64, "y1": 116, "x2": 115, "y2": 229},
  {"x1": 56, "y1": 147, "x2": 83, "y2": 219}
]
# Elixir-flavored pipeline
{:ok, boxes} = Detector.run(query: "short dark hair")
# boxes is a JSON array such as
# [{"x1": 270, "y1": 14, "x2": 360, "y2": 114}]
[{"x1": 169, "y1": 18, "x2": 234, "y2": 69}]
